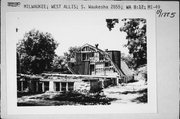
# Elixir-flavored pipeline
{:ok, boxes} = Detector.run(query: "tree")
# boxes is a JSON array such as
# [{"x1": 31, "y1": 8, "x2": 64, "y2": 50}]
[
  {"x1": 17, "y1": 29, "x2": 58, "y2": 74},
  {"x1": 121, "y1": 54, "x2": 134, "y2": 69},
  {"x1": 106, "y1": 19, "x2": 119, "y2": 31},
  {"x1": 51, "y1": 56, "x2": 70, "y2": 73},
  {"x1": 106, "y1": 18, "x2": 146, "y2": 68},
  {"x1": 64, "y1": 46, "x2": 81, "y2": 61}
]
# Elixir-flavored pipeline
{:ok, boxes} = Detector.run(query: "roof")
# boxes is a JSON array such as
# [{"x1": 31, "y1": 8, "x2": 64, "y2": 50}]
[
  {"x1": 81, "y1": 43, "x2": 105, "y2": 54},
  {"x1": 70, "y1": 43, "x2": 134, "y2": 78},
  {"x1": 80, "y1": 43, "x2": 125, "y2": 77},
  {"x1": 121, "y1": 61, "x2": 134, "y2": 76}
]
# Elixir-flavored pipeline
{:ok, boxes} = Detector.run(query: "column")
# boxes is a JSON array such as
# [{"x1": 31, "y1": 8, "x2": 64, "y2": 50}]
[
  {"x1": 116, "y1": 78, "x2": 119, "y2": 85},
  {"x1": 42, "y1": 82, "x2": 45, "y2": 92},
  {"x1": 59, "y1": 82, "x2": 62, "y2": 92},
  {"x1": 66, "y1": 82, "x2": 68, "y2": 91},
  {"x1": 49, "y1": 81, "x2": 54, "y2": 91},
  {"x1": 53, "y1": 82, "x2": 56, "y2": 91}
]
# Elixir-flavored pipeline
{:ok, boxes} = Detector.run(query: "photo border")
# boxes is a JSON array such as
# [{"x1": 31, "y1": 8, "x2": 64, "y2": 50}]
[{"x1": 1, "y1": 0, "x2": 179, "y2": 119}]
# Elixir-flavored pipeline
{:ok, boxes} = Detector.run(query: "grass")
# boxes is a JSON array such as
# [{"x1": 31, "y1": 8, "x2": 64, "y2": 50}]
[
  {"x1": 17, "y1": 91, "x2": 117, "y2": 106},
  {"x1": 131, "y1": 89, "x2": 147, "y2": 103},
  {"x1": 50, "y1": 91, "x2": 116, "y2": 105},
  {"x1": 17, "y1": 91, "x2": 42, "y2": 98}
]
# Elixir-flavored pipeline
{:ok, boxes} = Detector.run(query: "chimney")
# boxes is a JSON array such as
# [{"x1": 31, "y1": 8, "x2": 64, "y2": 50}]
[
  {"x1": 107, "y1": 50, "x2": 121, "y2": 69},
  {"x1": 95, "y1": 44, "x2": 99, "y2": 48}
]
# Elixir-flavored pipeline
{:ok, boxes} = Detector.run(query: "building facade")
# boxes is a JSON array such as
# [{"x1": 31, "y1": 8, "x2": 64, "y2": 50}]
[
  {"x1": 17, "y1": 44, "x2": 133, "y2": 94},
  {"x1": 68, "y1": 44, "x2": 129, "y2": 80}
]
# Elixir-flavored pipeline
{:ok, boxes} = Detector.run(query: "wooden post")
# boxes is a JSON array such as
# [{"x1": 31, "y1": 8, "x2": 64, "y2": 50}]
[
  {"x1": 116, "y1": 78, "x2": 119, "y2": 85},
  {"x1": 66, "y1": 82, "x2": 68, "y2": 91},
  {"x1": 59, "y1": 82, "x2": 62, "y2": 92},
  {"x1": 42, "y1": 82, "x2": 44, "y2": 92},
  {"x1": 49, "y1": 81, "x2": 54, "y2": 91}
]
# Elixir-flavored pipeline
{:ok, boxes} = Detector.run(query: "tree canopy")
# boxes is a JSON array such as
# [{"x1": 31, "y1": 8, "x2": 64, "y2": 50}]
[
  {"x1": 106, "y1": 18, "x2": 147, "y2": 68},
  {"x1": 51, "y1": 55, "x2": 71, "y2": 74},
  {"x1": 17, "y1": 29, "x2": 58, "y2": 74},
  {"x1": 64, "y1": 46, "x2": 81, "y2": 61}
]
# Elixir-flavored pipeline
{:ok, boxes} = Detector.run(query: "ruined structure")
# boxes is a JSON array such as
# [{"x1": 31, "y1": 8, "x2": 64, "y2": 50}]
[
  {"x1": 68, "y1": 43, "x2": 133, "y2": 82},
  {"x1": 17, "y1": 44, "x2": 133, "y2": 94}
]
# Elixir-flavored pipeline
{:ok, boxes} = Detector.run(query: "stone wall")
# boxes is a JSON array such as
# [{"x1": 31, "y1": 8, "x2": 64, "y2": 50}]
[{"x1": 74, "y1": 81, "x2": 91, "y2": 94}]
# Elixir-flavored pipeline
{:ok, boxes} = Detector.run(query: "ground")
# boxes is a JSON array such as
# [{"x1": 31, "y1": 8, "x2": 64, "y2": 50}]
[
  {"x1": 103, "y1": 80, "x2": 147, "y2": 104},
  {"x1": 17, "y1": 79, "x2": 147, "y2": 106}
]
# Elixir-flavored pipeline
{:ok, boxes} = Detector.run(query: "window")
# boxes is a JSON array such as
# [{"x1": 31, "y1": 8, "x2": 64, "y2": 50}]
[
  {"x1": 61, "y1": 82, "x2": 66, "y2": 92},
  {"x1": 89, "y1": 53, "x2": 94, "y2": 57},
  {"x1": 55, "y1": 82, "x2": 60, "y2": 91},
  {"x1": 44, "y1": 82, "x2": 49, "y2": 92},
  {"x1": 82, "y1": 53, "x2": 86, "y2": 60},
  {"x1": 105, "y1": 62, "x2": 109, "y2": 67},
  {"x1": 99, "y1": 54, "x2": 104, "y2": 60}
]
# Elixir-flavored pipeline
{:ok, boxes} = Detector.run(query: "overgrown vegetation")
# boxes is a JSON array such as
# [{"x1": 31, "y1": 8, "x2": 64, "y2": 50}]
[
  {"x1": 17, "y1": 91, "x2": 41, "y2": 98},
  {"x1": 131, "y1": 88, "x2": 147, "y2": 103},
  {"x1": 106, "y1": 18, "x2": 147, "y2": 69},
  {"x1": 18, "y1": 91, "x2": 116, "y2": 106},
  {"x1": 64, "y1": 46, "x2": 81, "y2": 61},
  {"x1": 50, "y1": 91, "x2": 116, "y2": 105},
  {"x1": 51, "y1": 56, "x2": 71, "y2": 73},
  {"x1": 17, "y1": 29, "x2": 58, "y2": 74}
]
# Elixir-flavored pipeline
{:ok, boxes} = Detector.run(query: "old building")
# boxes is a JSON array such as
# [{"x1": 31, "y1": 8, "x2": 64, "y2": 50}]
[
  {"x1": 68, "y1": 43, "x2": 133, "y2": 82},
  {"x1": 17, "y1": 73, "x2": 118, "y2": 94},
  {"x1": 17, "y1": 44, "x2": 133, "y2": 94}
]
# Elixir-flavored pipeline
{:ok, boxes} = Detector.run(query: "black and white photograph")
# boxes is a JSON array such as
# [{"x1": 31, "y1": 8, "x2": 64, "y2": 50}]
[
  {"x1": 14, "y1": 12, "x2": 148, "y2": 106},
  {"x1": 4, "y1": 9, "x2": 157, "y2": 114},
  {"x1": 1, "y1": 0, "x2": 179, "y2": 118}
]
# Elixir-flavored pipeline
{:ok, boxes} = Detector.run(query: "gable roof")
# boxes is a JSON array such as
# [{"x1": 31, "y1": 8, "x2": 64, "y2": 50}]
[
  {"x1": 80, "y1": 43, "x2": 126, "y2": 77},
  {"x1": 121, "y1": 61, "x2": 134, "y2": 76},
  {"x1": 81, "y1": 43, "x2": 105, "y2": 53},
  {"x1": 68, "y1": 43, "x2": 133, "y2": 79}
]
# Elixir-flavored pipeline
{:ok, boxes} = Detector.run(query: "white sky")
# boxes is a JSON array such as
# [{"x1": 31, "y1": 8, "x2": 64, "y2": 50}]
[{"x1": 11, "y1": 11, "x2": 129, "y2": 56}]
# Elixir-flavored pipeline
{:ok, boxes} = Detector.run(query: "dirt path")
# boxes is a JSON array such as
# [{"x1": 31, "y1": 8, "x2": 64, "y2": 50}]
[{"x1": 102, "y1": 80, "x2": 147, "y2": 104}]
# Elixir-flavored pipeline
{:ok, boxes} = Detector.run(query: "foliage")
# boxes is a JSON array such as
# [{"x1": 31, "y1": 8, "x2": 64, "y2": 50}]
[
  {"x1": 17, "y1": 91, "x2": 116, "y2": 106},
  {"x1": 121, "y1": 54, "x2": 134, "y2": 69},
  {"x1": 64, "y1": 46, "x2": 81, "y2": 61},
  {"x1": 106, "y1": 19, "x2": 119, "y2": 31},
  {"x1": 106, "y1": 18, "x2": 147, "y2": 68},
  {"x1": 17, "y1": 29, "x2": 58, "y2": 74},
  {"x1": 131, "y1": 88, "x2": 147, "y2": 103},
  {"x1": 51, "y1": 56, "x2": 71, "y2": 73},
  {"x1": 136, "y1": 65, "x2": 147, "y2": 82},
  {"x1": 52, "y1": 56, "x2": 65, "y2": 71}
]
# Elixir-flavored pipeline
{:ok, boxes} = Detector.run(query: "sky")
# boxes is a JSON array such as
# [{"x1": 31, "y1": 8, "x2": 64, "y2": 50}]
[{"x1": 9, "y1": 11, "x2": 129, "y2": 56}]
